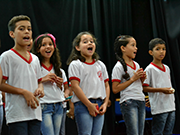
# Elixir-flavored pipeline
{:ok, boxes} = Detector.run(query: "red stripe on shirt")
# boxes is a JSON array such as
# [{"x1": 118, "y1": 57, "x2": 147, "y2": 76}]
[
  {"x1": 143, "y1": 83, "x2": 149, "y2": 87},
  {"x1": 112, "y1": 79, "x2": 121, "y2": 83},
  {"x1": 69, "y1": 77, "x2": 80, "y2": 82}
]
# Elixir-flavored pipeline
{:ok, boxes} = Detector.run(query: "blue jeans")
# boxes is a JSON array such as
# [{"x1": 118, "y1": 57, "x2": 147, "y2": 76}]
[
  {"x1": 74, "y1": 98, "x2": 104, "y2": 135},
  {"x1": 41, "y1": 102, "x2": 63, "y2": 135},
  {"x1": 8, "y1": 120, "x2": 41, "y2": 135},
  {"x1": 120, "y1": 99, "x2": 145, "y2": 135},
  {"x1": 0, "y1": 105, "x2": 3, "y2": 134},
  {"x1": 152, "y1": 111, "x2": 175, "y2": 135},
  {"x1": 59, "y1": 107, "x2": 67, "y2": 135}
]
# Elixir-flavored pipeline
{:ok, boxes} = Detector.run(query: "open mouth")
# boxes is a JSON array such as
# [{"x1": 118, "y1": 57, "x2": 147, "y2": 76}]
[
  {"x1": 87, "y1": 47, "x2": 93, "y2": 51},
  {"x1": 23, "y1": 36, "x2": 30, "y2": 40},
  {"x1": 45, "y1": 50, "x2": 51, "y2": 53}
]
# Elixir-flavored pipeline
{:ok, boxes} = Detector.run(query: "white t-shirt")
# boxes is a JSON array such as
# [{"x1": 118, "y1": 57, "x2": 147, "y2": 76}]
[
  {"x1": 0, "y1": 57, "x2": 2, "y2": 106},
  {"x1": 0, "y1": 49, "x2": 43, "y2": 124},
  {"x1": 68, "y1": 59, "x2": 109, "y2": 103},
  {"x1": 111, "y1": 61, "x2": 145, "y2": 104},
  {"x1": 40, "y1": 63, "x2": 67, "y2": 103},
  {"x1": 143, "y1": 62, "x2": 175, "y2": 115},
  {"x1": 0, "y1": 91, "x2": 3, "y2": 106}
]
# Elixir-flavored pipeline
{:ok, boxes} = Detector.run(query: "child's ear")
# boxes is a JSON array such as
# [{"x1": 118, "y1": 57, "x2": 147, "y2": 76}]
[
  {"x1": 149, "y1": 50, "x2": 153, "y2": 56},
  {"x1": 75, "y1": 46, "x2": 80, "y2": 51},
  {"x1": 9, "y1": 31, "x2": 15, "y2": 39},
  {"x1": 120, "y1": 46, "x2": 125, "y2": 52}
]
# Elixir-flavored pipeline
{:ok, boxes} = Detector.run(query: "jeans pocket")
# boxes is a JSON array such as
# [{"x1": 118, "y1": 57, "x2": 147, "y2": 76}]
[
  {"x1": 41, "y1": 104, "x2": 47, "y2": 111},
  {"x1": 120, "y1": 99, "x2": 132, "y2": 107}
]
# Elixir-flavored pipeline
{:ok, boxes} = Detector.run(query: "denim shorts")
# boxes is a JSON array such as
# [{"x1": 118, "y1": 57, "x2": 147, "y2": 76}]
[
  {"x1": 74, "y1": 98, "x2": 104, "y2": 135},
  {"x1": 120, "y1": 99, "x2": 145, "y2": 135},
  {"x1": 41, "y1": 102, "x2": 63, "y2": 135}
]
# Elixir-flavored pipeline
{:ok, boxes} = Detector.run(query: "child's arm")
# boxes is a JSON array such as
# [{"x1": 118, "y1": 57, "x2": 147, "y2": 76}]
[
  {"x1": 64, "y1": 83, "x2": 71, "y2": 99},
  {"x1": 71, "y1": 80, "x2": 99, "y2": 117},
  {"x1": 112, "y1": 68, "x2": 143, "y2": 94},
  {"x1": 99, "y1": 81, "x2": 110, "y2": 115},
  {"x1": 67, "y1": 89, "x2": 75, "y2": 119},
  {"x1": 0, "y1": 79, "x2": 39, "y2": 108},
  {"x1": 143, "y1": 86, "x2": 174, "y2": 94}
]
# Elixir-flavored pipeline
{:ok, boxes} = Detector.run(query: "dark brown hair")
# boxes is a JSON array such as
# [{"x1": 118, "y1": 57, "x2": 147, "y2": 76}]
[
  {"x1": 114, "y1": 35, "x2": 133, "y2": 80},
  {"x1": 32, "y1": 33, "x2": 62, "y2": 77},
  {"x1": 66, "y1": 31, "x2": 100, "y2": 65},
  {"x1": 8, "y1": 15, "x2": 30, "y2": 32}
]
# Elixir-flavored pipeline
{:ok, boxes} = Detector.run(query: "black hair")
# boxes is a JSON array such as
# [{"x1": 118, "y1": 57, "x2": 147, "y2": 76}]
[
  {"x1": 149, "y1": 38, "x2": 165, "y2": 50},
  {"x1": 114, "y1": 35, "x2": 133, "y2": 80},
  {"x1": 66, "y1": 31, "x2": 99, "y2": 65}
]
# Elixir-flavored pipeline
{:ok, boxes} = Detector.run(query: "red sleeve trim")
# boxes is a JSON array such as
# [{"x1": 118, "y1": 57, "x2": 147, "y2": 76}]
[
  {"x1": 38, "y1": 78, "x2": 42, "y2": 82},
  {"x1": 69, "y1": 77, "x2": 80, "y2": 82},
  {"x1": 3, "y1": 76, "x2": 8, "y2": 80},
  {"x1": 143, "y1": 83, "x2": 149, "y2": 87},
  {"x1": 63, "y1": 81, "x2": 68, "y2": 85},
  {"x1": 104, "y1": 78, "x2": 109, "y2": 82},
  {"x1": 112, "y1": 79, "x2": 121, "y2": 83},
  {"x1": 69, "y1": 84, "x2": 71, "y2": 87}
]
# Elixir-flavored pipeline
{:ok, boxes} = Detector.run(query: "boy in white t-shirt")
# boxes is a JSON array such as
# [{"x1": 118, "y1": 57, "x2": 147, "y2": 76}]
[
  {"x1": 0, "y1": 15, "x2": 44, "y2": 135},
  {"x1": 143, "y1": 38, "x2": 175, "y2": 135}
]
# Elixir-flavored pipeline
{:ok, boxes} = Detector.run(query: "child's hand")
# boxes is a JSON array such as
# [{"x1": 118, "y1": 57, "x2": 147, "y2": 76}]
[
  {"x1": 99, "y1": 103, "x2": 108, "y2": 115},
  {"x1": 131, "y1": 68, "x2": 144, "y2": 82},
  {"x1": 163, "y1": 87, "x2": 175, "y2": 94},
  {"x1": 145, "y1": 98, "x2": 150, "y2": 108},
  {"x1": 140, "y1": 70, "x2": 147, "y2": 83},
  {"x1": 34, "y1": 87, "x2": 44, "y2": 98},
  {"x1": 67, "y1": 108, "x2": 75, "y2": 119},
  {"x1": 87, "y1": 103, "x2": 99, "y2": 117},
  {"x1": 22, "y1": 90, "x2": 39, "y2": 109},
  {"x1": 55, "y1": 77, "x2": 63, "y2": 89},
  {"x1": 42, "y1": 73, "x2": 57, "y2": 83}
]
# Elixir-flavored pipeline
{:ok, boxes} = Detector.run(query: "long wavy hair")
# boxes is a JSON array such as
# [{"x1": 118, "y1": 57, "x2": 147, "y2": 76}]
[
  {"x1": 66, "y1": 31, "x2": 100, "y2": 65},
  {"x1": 32, "y1": 33, "x2": 62, "y2": 77},
  {"x1": 114, "y1": 35, "x2": 133, "y2": 80}
]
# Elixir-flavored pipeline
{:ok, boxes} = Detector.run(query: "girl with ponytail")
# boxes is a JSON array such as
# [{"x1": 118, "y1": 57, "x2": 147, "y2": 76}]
[{"x1": 112, "y1": 35, "x2": 146, "y2": 135}]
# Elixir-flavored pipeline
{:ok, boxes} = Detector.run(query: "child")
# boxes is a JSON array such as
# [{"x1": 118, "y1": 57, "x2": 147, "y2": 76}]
[
  {"x1": 0, "y1": 64, "x2": 3, "y2": 135},
  {"x1": 32, "y1": 33, "x2": 70, "y2": 135},
  {"x1": 67, "y1": 31, "x2": 110, "y2": 135},
  {"x1": 0, "y1": 15, "x2": 44, "y2": 135},
  {"x1": 143, "y1": 38, "x2": 175, "y2": 135},
  {"x1": 111, "y1": 35, "x2": 146, "y2": 135}
]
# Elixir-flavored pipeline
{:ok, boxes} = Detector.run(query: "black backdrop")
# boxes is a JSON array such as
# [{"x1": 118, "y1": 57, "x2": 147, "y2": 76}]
[{"x1": 0, "y1": 0, "x2": 180, "y2": 134}]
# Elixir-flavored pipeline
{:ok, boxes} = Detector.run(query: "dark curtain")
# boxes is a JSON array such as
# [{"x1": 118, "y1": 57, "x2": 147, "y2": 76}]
[{"x1": 0, "y1": 0, "x2": 180, "y2": 134}]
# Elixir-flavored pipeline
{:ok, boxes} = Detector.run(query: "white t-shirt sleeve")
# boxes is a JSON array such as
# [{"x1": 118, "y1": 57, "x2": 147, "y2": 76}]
[
  {"x1": 0, "y1": 53, "x2": 9, "y2": 79},
  {"x1": 101, "y1": 62, "x2": 109, "y2": 82},
  {"x1": 112, "y1": 62, "x2": 123, "y2": 83},
  {"x1": 68, "y1": 61, "x2": 80, "y2": 82},
  {"x1": 61, "y1": 69, "x2": 68, "y2": 84},
  {"x1": 143, "y1": 66, "x2": 151, "y2": 87}
]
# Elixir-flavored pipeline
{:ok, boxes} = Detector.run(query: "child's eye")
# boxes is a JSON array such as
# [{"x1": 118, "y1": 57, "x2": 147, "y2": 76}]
[
  {"x1": 163, "y1": 48, "x2": 166, "y2": 50},
  {"x1": 19, "y1": 28, "x2": 24, "y2": 31},
  {"x1": 42, "y1": 44, "x2": 46, "y2": 46},
  {"x1": 28, "y1": 28, "x2": 32, "y2": 31},
  {"x1": 90, "y1": 40, "x2": 94, "y2": 43}
]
